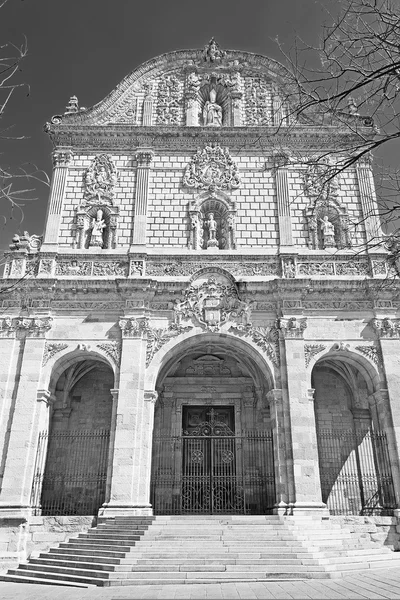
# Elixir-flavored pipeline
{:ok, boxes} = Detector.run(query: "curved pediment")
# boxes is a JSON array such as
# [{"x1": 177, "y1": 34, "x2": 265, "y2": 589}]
[{"x1": 50, "y1": 40, "x2": 316, "y2": 129}]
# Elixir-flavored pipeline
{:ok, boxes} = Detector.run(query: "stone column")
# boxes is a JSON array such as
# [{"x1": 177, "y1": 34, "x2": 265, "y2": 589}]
[
  {"x1": 142, "y1": 88, "x2": 154, "y2": 126},
  {"x1": 274, "y1": 154, "x2": 293, "y2": 247},
  {"x1": 278, "y1": 318, "x2": 327, "y2": 515},
  {"x1": 104, "y1": 388, "x2": 119, "y2": 504},
  {"x1": 371, "y1": 317, "x2": 400, "y2": 510},
  {"x1": 131, "y1": 150, "x2": 154, "y2": 248},
  {"x1": 369, "y1": 390, "x2": 400, "y2": 509},
  {"x1": 267, "y1": 389, "x2": 290, "y2": 513},
  {"x1": 0, "y1": 317, "x2": 52, "y2": 518},
  {"x1": 42, "y1": 151, "x2": 72, "y2": 249},
  {"x1": 140, "y1": 391, "x2": 158, "y2": 508},
  {"x1": 99, "y1": 317, "x2": 152, "y2": 517},
  {"x1": 356, "y1": 155, "x2": 382, "y2": 245}
]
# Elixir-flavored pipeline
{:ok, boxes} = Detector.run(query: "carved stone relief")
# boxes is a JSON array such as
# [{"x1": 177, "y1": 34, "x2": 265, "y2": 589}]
[
  {"x1": 277, "y1": 317, "x2": 307, "y2": 338},
  {"x1": 304, "y1": 344, "x2": 326, "y2": 368},
  {"x1": 371, "y1": 317, "x2": 400, "y2": 338},
  {"x1": 84, "y1": 154, "x2": 118, "y2": 205},
  {"x1": 183, "y1": 145, "x2": 240, "y2": 191},
  {"x1": 245, "y1": 77, "x2": 272, "y2": 126},
  {"x1": 173, "y1": 275, "x2": 254, "y2": 332},
  {"x1": 355, "y1": 344, "x2": 382, "y2": 367},
  {"x1": 229, "y1": 323, "x2": 280, "y2": 367},
  {"x1": 156, "y1": 75, "x2": 183, "y2": 125},
  {"x1": 97, "y1": 341, "x2": 121, "y2": 365},
  {"x1": 42, "y1": 342, "x2": 69, "y2": 366},
  {"x1": 145, "y1": 260, "x2": 279, "y2": 277}
]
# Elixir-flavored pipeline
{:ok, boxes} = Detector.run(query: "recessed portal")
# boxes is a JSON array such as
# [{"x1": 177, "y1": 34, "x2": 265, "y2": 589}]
[{"x1": 150, "y1": 342, "x2": 276, "y2": 515}]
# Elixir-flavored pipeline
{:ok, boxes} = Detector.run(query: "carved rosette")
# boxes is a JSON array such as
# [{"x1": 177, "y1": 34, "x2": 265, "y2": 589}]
[
  {"x1": 304, "y1": 344, "x2": 326, "y2": 368},
  {"x1": 277, "y1": 317, "x2": 307, "y2": 339},
  {"x1": 183, "y1": 145, "x2": 240, "y2": 191},
  {"x1": 84, "y1": 154, "x2": 118, "y2": 205},
  {"x1": 42, "y1": 342, "x2": 69, "y2": 366},
  {"x1": 371, "y1": 317, "x2": 400, "y2": 338}
]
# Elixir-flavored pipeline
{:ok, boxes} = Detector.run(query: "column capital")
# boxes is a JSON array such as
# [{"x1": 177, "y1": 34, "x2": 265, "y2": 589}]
[
  {"x1": 307, "y1": 388, "x2": 315, "y2": 402},
  {"x1": 110, "y1": 388, "x2": 119, "y2": 401},
  {"x1": 371, "y1": 317, "x2": 400, "y2": 338},
  {"x1": 277, "y1": 317, "x2": 307, "y2": 339},
  {"x1": 266, "y1": 388, "x2": 283, "y2": 404},
  {"x1": 119, "y1": 316, "x2": 149, "y2": 338},
  {"x1": 52, "y1": 150, "x2": 73, "y2": 167},
  {"x1": 135, "y1": 149, "x2": 154, "y2": 167}
]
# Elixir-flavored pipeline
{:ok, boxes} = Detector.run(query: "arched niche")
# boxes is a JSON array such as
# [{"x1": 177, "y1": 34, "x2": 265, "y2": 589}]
[
  {"x1": 311, "y1": 353, "x2": 395, "y2": 516},
  {"x1": 305, "y1": 202, "x2": 351, "y2": 250},
  {"x1": 189, "y1": 192, "x2": 236, "y2": 250},
  {"x1": 74, "y1": 204, "x2": 119, "y2": 250}
]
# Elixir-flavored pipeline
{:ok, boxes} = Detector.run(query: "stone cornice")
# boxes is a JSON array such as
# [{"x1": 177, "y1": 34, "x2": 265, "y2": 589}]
[{"x1": 46, "y1": 124, "x2": 372, "y2": 153}]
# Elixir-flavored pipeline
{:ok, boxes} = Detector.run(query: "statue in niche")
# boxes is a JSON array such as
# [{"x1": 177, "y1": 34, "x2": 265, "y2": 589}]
[
  {"x1": 89, "y1": 209, "x2": 106, "y2": 248},
  {"x1": 320, "y1": 216, "x2": 336, "y2": 248},
  {"x1": 205, "y1": 213, "x2": 218, "y2": 248},
  {"x1": 203, "y1": 89, "x2": 222, "y2": 126}
]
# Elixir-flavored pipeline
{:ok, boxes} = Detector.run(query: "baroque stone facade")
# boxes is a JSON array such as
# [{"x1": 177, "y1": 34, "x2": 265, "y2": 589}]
[{"x1": 1, "y1": 40, "x2": 400, "y2": 568}]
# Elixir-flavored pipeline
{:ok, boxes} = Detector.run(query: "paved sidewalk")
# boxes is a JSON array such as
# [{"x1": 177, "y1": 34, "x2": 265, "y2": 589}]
[{"x1": 2, "y1": 569, "x2": 400, "y2": 600}]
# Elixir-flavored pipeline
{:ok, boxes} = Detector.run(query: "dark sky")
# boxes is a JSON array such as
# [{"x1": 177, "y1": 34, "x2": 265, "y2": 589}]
[{"x1": 0, "y1": 0, "x2": 327, "y2": 253}]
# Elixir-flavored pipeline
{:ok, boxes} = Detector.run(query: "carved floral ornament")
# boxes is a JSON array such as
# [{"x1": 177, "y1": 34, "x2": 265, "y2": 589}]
[
  {"x1": 183, "y1": 145, "x2": 240, "y2": 192},
  {"x1": 84, "y1": 154, "x2": 118, "y2": 205}
]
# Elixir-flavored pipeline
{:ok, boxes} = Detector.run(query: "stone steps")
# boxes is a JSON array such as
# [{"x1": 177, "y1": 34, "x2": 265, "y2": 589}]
[{"x1": 1, "y1": 514, "x2": 399, "y2": 587}]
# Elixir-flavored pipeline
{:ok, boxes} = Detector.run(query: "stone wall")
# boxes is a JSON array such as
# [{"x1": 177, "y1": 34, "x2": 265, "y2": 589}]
[{"x1": 0, "y1": 516, "x2": 95, "y2": 573}]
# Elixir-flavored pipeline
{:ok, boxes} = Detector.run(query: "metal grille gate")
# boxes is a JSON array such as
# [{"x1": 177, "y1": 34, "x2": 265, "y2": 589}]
[
  {"x1": 151, "y1": 428, "x2": 275, "y2": 515},
  {"x1": 31, "y1": 429, "x2": 110, "y2": 516},
  {"x1": 317, "y1": 429, "x2": 396, "y2": 515}
]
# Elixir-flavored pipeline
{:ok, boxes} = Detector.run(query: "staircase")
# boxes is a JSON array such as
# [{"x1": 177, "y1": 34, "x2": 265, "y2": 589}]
[{"x1": 1, "y1": 515, "x2": 400, "y2": 587}]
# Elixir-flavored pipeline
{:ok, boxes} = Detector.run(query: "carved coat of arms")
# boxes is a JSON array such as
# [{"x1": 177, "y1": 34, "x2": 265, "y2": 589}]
[
  {"x1": 183, "y1": 145, "x2": 241, "y2": 191},
  {"x1": 174, "y1": 276, "x2": 253, "y2": 332}
]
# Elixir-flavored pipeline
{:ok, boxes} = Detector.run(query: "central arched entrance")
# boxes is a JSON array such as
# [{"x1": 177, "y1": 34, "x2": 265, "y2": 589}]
[{"x1": 150, "y1": 335, "x2": 276, "y2": 515}]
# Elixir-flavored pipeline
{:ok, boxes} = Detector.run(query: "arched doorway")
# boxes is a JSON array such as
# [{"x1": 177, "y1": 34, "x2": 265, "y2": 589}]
[
  {"x1": 312, "y1": 355, "x2": 396, "y2": 515},
  {"x1": 150, "y1": 336, "x2": 276, "y2": 515},
  {"x1": 32, "y1": 357, "x2": 114, "y2": 516}
]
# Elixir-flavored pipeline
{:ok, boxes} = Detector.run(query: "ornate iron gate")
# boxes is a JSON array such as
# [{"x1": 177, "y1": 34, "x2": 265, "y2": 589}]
[
  {"x1": 31, "y1": 429, "x2": 110, "y2": 516},
  {"x1": 317, "y1": 429, "x2": 396, "y2": 515},
  {"x1": 151, "y1": 417, "x2": 275, "y2": 515}
]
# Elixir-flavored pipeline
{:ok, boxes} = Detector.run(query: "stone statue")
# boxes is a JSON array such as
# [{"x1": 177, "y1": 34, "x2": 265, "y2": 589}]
[
  {"x1": 320, "y1": 216, "x2": 335, "y2": 248},
  {"x1": 89, "y1": 209, "x2": 106, "y2": 247},
  {"x1": 205, "y1": 213, "x2": 218, "y2": 248},
  {"x1": 203, "y1": 89, "x2": 222, "y2": 127}
]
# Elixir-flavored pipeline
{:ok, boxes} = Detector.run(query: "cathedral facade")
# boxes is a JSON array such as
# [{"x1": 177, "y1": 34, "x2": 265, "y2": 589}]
[{"x1": 1, "y1": 40, "x2": 400, "y2": 564}]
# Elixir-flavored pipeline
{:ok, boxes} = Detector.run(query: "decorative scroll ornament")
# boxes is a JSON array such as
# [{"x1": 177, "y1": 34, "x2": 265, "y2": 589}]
[
  {"x1": 42, "y1": 343, "x2": 69, "y2": 366},
  {"x1": 174, "y1": 276, "x2": 254, "y2": 333},
  {"x1": 9, "y1": 231, "x2": 43, "y2": 252},
  {"x1": 183, "y1": 145, "x2": 240, "y2": 191},
  {"x1": 277, "y1": 317, "x2": 307, "y2": 338},
  {"x1": 304, "y1": 344, "x2": 326, "y2": 368},
  {"x1": 371, "y1": 317, "x2": 400, "y2": 338},
  {"x1": 84, "y1": 154, "x2": 118, "y2": 205},
  {"x1": 146, "y1": 324, "x2": 192, "y2": 367},
  {"x1": 230, "y1": 324, "x2": 280, "y2": 368},
  {"x1": 97, "y1": 341, "x2": 122, "y2": 365}
]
